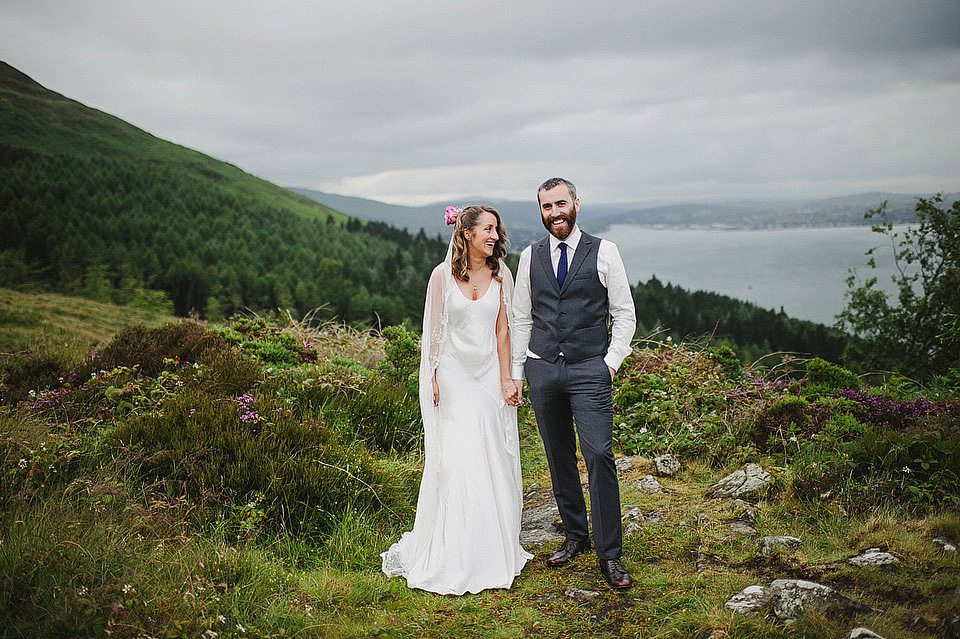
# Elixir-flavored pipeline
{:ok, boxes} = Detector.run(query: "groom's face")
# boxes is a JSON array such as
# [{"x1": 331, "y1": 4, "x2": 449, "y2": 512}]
[{"x1": 539, "y1": 184, "x2": 579, "y2": 241}]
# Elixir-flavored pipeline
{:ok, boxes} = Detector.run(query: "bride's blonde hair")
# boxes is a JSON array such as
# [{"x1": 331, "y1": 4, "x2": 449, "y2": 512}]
[{"x1": 450, "y1": 205, "x2": 508, "y2": 283}]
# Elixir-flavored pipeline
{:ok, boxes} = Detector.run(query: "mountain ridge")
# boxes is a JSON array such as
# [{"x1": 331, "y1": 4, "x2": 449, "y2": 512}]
[{"x1": 291, "y1": 186, "x2": 957, "y2": 249}]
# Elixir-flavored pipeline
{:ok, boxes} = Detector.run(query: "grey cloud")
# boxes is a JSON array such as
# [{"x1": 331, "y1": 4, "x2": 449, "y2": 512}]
[{"x1": 1, "y1": 0, "x2": 958, "y2": 204}]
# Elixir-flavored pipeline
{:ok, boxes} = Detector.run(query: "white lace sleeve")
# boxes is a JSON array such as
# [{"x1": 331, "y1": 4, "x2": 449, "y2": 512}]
[
  {"x1": 418, "y1": 263, "x2": 448, "y2": 475},
  {"x1": 499, "y1": 259, "x2": 515, "y2": 338},
  {"x1": 422, "y1": 264, "x2": 448, "y2": 373}
]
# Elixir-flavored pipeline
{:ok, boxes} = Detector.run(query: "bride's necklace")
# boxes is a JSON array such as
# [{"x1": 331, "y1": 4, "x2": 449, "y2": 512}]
[
  {"x1": 468, "y1": 276, "x2": 479, "y2": 300},
  {"x1": 467, "y1": 264, "x2": 485, "y2": 300}
]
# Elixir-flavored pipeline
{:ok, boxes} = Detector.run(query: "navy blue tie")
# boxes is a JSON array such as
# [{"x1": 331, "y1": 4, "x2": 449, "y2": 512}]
[{"x1": 557, "y1": 242, "x2": 568, "y2": 286}]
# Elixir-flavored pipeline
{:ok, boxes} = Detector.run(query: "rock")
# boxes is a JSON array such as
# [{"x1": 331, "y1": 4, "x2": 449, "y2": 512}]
[
  {"x1": 769, "y1": 579, "x2": 869, "y2": 621},
  {"x1": 622, "y1": 506, "x2": 645, "y2": 522},
  {"x1": 760, "y1": 535, "x2": 802, "y2": 556},
  {"x1": 524, "y1": 483, "x2": 541, "y2": 500},
  {"x1": 622, "y1": 506, "x2": 645, "y2": 536},
  {"x1": 615, "y1": 456, "x2": 637, "y2": 473},
  {"x1": 847, "y1": 547, "x2": 900, "y2": 568},
  {"x1": 520, "y1": 502, "x2": 564, "y2": 546},
  {"x1": 706, "y1": 464, "x2": 771, "y2": 501},
  {"x1": 730, "y1": 499, "x2": 758, "y2": 523},
  {"x1": 724, "y1": 585, "x2": 770, "y2": 615},
  {"x1": 637, "y1": 474, "x2": 667, "y2": 494},
  {"x1": 521, "y1": 528, "x2": 565, "y2": 546},
  {"x1": 564, "y1": 587, "x2": 601, "y2": 601},
  {"x1": 723, "y1": 518, "x2": 758, "y2": 537},
  {"x1": 654, "y1": 454, "x2": 681, "y2": 476},
  {"x1": 849, "y1": 628, "x2": 886, "y2": 639},
  {"x1": 934, "y1": 536, "x2": 958, "y2": 552}
]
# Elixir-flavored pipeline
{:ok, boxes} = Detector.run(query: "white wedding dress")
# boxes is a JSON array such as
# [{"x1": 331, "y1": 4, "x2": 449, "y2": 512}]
[{"x1": 381, "y1": 261, "x2": 532, "y2": 595}]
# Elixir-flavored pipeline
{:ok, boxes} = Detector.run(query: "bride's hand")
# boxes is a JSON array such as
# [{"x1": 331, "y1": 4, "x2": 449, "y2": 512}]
[
  {"x1": 502, "y1": 379, "x2": 521, "y2": 406},
  {"x1": 432, "y1": 374, "x2": 440, "y2": 406}
]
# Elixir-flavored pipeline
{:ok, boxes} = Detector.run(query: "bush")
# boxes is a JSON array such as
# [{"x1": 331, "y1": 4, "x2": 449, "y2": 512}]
[
  {"x1": 377, "y1": 325, "x2": 420, "y2": 394},
  {"x1": 613, "y1": 343, "x2": 960, "y2": 511},
  {"x1": 212, "y1": 317, "x2": 317, "y2": 366},
  {"x1": 297, "y1": 374, "x2": 422, "y2": 454},
  {"x1": 708, "y1": 345, "x2": 743, "y2": 379},
  {"x1": 112, "y1": 385, "x2": 412, "y2": 540},
  {"x1": 613, "y1": 346, "x2": 746, "y2": 462},
  {"x1": 0, "y1": 352, "x2": 67, "y2": 405},
  {"x1": 803, "y1": 357, "x2": 860, "y2": 396},
  {"x1": 754, "y1": 395, "x2": 810, "y2": 450},
  {"x1": 780, "y1": 387, "x2": 960, "y2": 511},
  {"x1": 95, "y1": 322, "x2": 224, "y2": 376}
]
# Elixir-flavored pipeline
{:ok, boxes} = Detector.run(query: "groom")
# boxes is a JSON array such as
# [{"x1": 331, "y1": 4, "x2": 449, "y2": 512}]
[{"x1": 511, "y1": 177, "x2": 637, "y2": 590}]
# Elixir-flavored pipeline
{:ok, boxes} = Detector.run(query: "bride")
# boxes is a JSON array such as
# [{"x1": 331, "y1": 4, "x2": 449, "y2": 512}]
[{"x1": 381, "y1": 204, "x2": 532, "y2": 595}]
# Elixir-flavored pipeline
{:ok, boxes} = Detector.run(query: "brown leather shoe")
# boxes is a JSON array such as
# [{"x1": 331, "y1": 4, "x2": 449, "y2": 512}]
[
  {"x1": 599, "y1": 558, "x2": 633, "y2": 589},
  {"x1": 545, "y1": 537, "x2": 591, "y2": 567}
]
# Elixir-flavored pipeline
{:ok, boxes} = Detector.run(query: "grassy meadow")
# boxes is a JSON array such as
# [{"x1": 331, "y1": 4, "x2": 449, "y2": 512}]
[{"x1": 1, "y1": 288, "x2": 959, "y2": 638}]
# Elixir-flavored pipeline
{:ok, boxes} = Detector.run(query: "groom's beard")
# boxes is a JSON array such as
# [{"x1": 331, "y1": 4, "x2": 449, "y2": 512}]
[{"x1": 542, "y1": 210, "x2": 576, "y2": 241}]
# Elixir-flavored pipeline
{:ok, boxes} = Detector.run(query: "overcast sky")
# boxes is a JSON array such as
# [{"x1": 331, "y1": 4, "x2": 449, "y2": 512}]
[{"x1": 3, "y1": 1, "x2": 959, "y2": 206}]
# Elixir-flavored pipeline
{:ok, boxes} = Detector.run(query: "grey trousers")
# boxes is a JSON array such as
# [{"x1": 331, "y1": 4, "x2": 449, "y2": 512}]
[{"x1": 525, "y1": 354, "x2": 623, "y2": 560}]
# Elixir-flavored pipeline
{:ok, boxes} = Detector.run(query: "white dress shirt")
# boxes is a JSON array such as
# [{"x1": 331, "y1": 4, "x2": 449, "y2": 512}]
[{"x1": 511, "y1": 225, "x2": 636, "y2": 379}]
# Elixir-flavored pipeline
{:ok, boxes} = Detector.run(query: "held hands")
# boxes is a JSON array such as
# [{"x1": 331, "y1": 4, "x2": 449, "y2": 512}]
[
  {"x1": 435, "y1": 372, "x2": 522, "y2": 407},
  {"x1": 502, "y1": 379, "x2": 522, "y2": 407}
]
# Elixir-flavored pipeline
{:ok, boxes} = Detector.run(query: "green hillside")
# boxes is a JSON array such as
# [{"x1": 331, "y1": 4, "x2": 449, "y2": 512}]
[{"x1": 0, "y1": 61, "x2": 445, "y2": 324}]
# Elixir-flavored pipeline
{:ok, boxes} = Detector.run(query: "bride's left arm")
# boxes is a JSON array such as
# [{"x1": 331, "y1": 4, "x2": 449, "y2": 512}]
[{"x1": 497, "y1": 277, "x2": 520, "y2": 406}]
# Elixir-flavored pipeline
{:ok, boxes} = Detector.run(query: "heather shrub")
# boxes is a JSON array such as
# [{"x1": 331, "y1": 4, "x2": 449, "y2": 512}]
[
  {"x1": 612, "y1": 342, "x2": 960, "y2": 510},
  {"x1": 3, "y1": 316, "x2": 423, "y2": 548},
  {"x1": 753, "y1": 395, "x2": 809, "y2": 450},
  {"x1": 774, "y1": 387, "x2": 960, "y2": 510},
  {"x1": 613, "y1": 344, "x2": 747, "y2": 462},
  {"x1": 94, "y1": 322, "x2": 223, "y2": 376},
  {"x1": 2, "y1": 413, "x2": 91, "y2": 500},
  {"x1": 112, "y1": 386, "x2": 412, "y2": 540},
  {"x1": 189, "y1": 347, "x2": 263, "y2": 397},
  {"x1": 212, "y1": 316, "x2": 315, "y2": 365},
  {"x1": 340, "y1": 377, "x2": 422, "y2": 452},
  {"x1": 298, "y1": 375, "x2": 422, "y2": 454},
  {"x1": 0, "y1": 351, "x2": 72, "y2": 405}
]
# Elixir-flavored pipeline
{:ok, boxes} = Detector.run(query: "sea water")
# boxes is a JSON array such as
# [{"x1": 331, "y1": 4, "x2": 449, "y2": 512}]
[{"x1": 602, "y1": 224, "x2": 904, "y2": 326}]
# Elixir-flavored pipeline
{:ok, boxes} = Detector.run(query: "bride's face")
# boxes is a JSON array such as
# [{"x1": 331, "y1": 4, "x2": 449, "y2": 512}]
[{"x1": 466, "y1": 211, "x2": 500, "y2": 259}]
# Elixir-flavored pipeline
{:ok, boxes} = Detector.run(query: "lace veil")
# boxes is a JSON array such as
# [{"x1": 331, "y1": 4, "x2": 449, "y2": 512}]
[{"x1": 418, "y1": 233, "x2": 515, "y2": 475}]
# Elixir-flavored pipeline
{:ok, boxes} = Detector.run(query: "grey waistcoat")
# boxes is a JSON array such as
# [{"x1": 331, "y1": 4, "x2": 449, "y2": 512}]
[{"x1": 528, "y1": 232, "x2": 609, "y2": 363}]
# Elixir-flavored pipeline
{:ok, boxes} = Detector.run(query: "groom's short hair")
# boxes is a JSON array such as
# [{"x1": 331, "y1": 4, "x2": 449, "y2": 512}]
[{"x1": 538, "y1": 177, "x2": 577, "y2": 202}]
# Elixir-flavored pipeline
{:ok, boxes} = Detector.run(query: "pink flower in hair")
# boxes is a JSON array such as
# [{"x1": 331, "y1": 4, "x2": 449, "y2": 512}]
[{"x1": 444, "y1": 205, "x2": 462, "y2": 226}]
